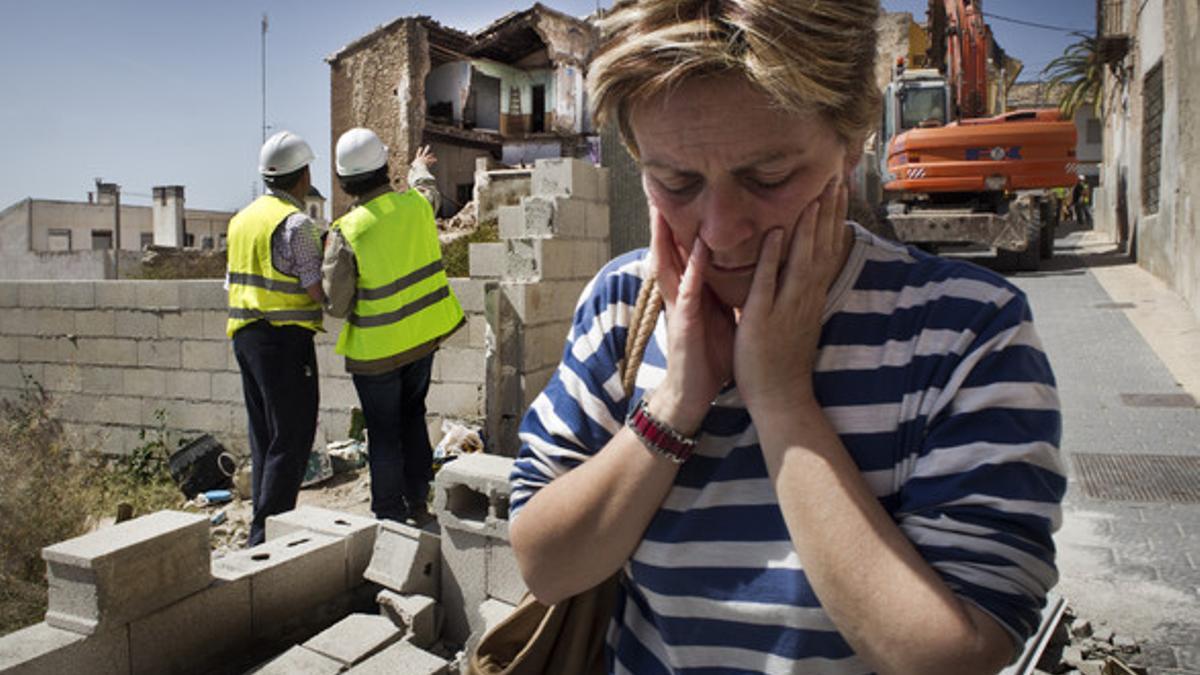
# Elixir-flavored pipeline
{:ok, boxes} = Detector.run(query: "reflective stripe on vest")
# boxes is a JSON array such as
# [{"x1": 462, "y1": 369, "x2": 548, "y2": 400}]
[
  {"x1": 332, "y1": 189, "x2": 464, "y2": 362},
  {"x1": 226, "y1": 194, "x2": 323, "y2": 337}
]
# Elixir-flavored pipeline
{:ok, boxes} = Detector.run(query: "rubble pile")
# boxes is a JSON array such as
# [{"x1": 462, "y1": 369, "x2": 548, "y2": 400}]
[{"x1": 1035, "y1": 606, "x2": 1149, "y2": 675}]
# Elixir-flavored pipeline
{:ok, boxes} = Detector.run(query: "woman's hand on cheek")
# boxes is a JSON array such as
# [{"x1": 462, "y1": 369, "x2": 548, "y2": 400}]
[
  {"x1": 648, "y1": 209, "x2": 735, "y2": 435},
  {"x1": 735, "y1": 179, "x2": 848, "y2": 414}
]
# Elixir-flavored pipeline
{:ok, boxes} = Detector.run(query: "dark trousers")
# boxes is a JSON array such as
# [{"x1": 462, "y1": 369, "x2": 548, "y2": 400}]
[
  {"x1": 232, "y1": 322, "x2": 319, "y2": 546},
  {"x1": 352, "y1": 354, "x2": 435, "y2": 522}
]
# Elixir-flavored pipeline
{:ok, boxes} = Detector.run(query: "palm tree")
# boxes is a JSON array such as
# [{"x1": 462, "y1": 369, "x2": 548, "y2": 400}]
[{"x1": 1041, "y1": 32, "x2": 1103, "y2": 118}]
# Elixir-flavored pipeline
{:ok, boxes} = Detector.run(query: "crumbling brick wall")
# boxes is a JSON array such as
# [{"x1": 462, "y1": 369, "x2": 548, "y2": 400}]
[{"x1": 329, "y1": 19, "x2": 431, "y2": 219}]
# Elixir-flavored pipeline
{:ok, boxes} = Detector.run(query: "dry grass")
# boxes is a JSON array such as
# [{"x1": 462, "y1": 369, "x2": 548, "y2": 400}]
[{"x1": 0, "y1": 376, "x2": 183, "y2": 636}]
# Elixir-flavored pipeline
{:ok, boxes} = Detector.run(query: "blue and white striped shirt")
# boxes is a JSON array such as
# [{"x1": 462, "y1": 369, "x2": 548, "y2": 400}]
[{"x1": 510, "y1": 224, "x2": 1065, "y2": 674}]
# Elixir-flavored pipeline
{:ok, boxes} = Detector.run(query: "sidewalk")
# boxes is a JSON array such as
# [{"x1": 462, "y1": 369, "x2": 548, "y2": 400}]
[{"x1": 1004, "y1": 229, "x2": 1200, "y2": 674}]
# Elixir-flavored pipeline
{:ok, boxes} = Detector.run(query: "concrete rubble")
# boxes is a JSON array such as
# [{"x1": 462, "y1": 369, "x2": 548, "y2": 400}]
[{"x1": 0, "y1": 453, "x2": 523, "y2": 675}]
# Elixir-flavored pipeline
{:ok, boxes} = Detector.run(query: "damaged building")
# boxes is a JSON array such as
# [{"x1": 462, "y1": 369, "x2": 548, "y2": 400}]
[{"x1": 326, "y1": 3, "x2": 599, "y2": 220}]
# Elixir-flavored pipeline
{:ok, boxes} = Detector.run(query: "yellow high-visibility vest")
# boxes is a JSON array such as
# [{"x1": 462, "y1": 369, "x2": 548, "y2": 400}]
[
  {"x1": 332, "y1": 189, "x2": 464, "y2": 362},
  {"x1": 225, "y1": 195, "x2": 323, "y2": 337}
]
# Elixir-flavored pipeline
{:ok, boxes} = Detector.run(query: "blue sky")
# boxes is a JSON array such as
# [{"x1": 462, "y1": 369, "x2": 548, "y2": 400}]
[{"x1": 0, "y1": 1, "x2": 1094, "y2": 214}]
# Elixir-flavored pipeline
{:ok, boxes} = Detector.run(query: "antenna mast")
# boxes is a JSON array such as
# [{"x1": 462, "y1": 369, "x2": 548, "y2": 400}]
[{"x1": 261, "y1": 13, "x2": 269, "y2": 144}]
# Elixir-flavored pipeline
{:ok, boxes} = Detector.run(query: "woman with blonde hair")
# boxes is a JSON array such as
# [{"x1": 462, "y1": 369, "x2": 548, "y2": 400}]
[{"x1": 508, "y1": 1, "x2": 1065, "y2": 673}]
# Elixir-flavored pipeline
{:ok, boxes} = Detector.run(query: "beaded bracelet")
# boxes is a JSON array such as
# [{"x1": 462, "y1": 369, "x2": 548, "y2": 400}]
[{"x1": 626, "y1": 396, "x2": 697, "y2": 464}]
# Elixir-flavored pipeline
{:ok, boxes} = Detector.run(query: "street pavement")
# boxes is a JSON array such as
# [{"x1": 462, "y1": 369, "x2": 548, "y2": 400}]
[{"x1": 980, "y1": 227, "x2": 1200, "y2": 674}]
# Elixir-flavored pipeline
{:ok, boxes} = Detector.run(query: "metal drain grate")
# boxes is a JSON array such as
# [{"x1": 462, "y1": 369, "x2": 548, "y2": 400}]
[
  {"x1": 1073, "y1": 453, "x2": 1200, "y2": 503},
  {"x1": 1093, "y1": 302, "x2": 1138, "y2": 310},
  {"x1": 1118, "y1": 392, "x2": 1198, "y2": 408}
]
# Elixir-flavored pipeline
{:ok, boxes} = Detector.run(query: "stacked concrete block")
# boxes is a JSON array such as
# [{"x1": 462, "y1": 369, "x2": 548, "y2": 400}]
[
  {"x1": 251, "y1": 645, "x2": 344, "y2": 675},
  {"x1": 128, "y1": 576, "x2": 251, "y2": 675},
  {"x1": 432, "y1": 454, "x2": 525, "y2": 648},
  {"x1": 363, "y1": 521, "x2": 440, "y2": 599},
  {"x1": 376, "y1": 590, "x2": 438, "y2": 649},
  {"x1": 211, "y1": 532, "x2": 344, "y2": 640},
  {"x1": 41, "y1": 511, "x2": 211, "y2": 636},
  {"x1": 266, "y1": 506, "x2": 380, "y2": 589},
  {"x1": 0, "y1": 622, "x2": 129, "y2": 675},
  {"x1": 302, "y1": 613, "x2": 403, "y2": 667},
  {"x1": 345, "y1": 638, "x2": 450, "y2": 675}
]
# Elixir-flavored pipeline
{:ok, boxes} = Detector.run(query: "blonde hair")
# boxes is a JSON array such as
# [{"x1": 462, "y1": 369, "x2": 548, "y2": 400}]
[{"x1": 588, "y1": 0, "x2": 881, "y2": 156}]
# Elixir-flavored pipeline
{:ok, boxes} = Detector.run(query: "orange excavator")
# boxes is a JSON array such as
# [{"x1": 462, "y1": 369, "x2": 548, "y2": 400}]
[{"x1": 876, "y1": 0, "x2": 1078, "y2": 269}]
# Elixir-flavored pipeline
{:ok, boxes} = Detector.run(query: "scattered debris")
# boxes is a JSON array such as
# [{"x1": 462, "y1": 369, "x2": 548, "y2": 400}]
[
  {"x1": 433, "y1": 421, "x2": 484, "y2": 472},
  {"x1": 1035, "y1": 606, "x2": 1150, "y2": 675}
]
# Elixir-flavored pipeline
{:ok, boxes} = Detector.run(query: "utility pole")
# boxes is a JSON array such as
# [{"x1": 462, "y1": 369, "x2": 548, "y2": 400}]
[{"x1": 261, "y1": 13, "x2": 269, "y2": 145}]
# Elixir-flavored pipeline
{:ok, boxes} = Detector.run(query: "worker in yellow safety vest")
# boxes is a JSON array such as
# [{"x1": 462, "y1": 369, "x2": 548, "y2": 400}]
[
  {"x1": 322, "y1": 127, "x2": 464, "y2": 524},
  {"x1": 227, "y1": 130, "x2": 325, "y2": 546}
]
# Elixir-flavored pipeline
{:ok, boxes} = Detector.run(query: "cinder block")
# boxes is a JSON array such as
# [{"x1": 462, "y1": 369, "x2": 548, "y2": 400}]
[
  {"x1": 471, "y1": 598, "x2": 518, "y2": 657},
  {"x1": 0, "y1": 363, "x2": 42, "y2": 391},
  {"x1": 42, "y1": 510, "x2": 211, "y2": 635},
  {"x1": 432, "y1": 453, "x2": 516, "y2": 538},
  {"x1": 75, "y1": 338, "x2": 138, "y2": 367},
  {"x1": 163, "y1": 370, "x2": 210, "y2": 400},
  {"x1": 447, "y1": 278, "x2": 488, "y2": 314},
  {"x1": 177, "y1": 281, "x2": 227, "y2": 310},
  {"x1": 497, "y1": 204, "x2": 526, "y2": 241},
  {"x1": 180, "y1": 340, "x2": 227, "y2": 371},
  {"x1": 265, "y1": 506, "x2": 379, "y2": 588},
  {"x1": 438, "y1": 527, "x2": 488, "y2": 646},
  {"x1": 211, "y1": 372, "x2": 243, "y2": 402},
  {"x1": 81, "y1": 368, "x2": 124, "y2": 396},
  {"x1": 211, "y1": 532, "x2": 344, "y2": 640},
  {"x1": 157, "y1": 311, "x2": 199, "y2": 340},
  {"x1": 426, "y1": 382, "x2": 484, "y2": 419},
  {"x1": 586, "y1": 201, "x2": 612, "y2": 240},
  {"x1": 552, "y1": 198, "x2": 590, "y2": 240},
  {"x1": 18, "y1": 336, "x2": 71, "y2": 363},
  {"x1": 434, "y1": 348, "x2": 486, "y2": 384},
  {"x1": 40, "y1": 365, "x2": 82, "y2": 394},
  {"x1": 0, "y1": 622, "x2": 130, "y2": 675},
  {"x1": 0, "y1": 283, "x2": 17, "y2": 308},
  {"x1": 146, "y1": 399, "x2": 232, "y2": 433},
  {"x1": 136, "y1": 341, "x2": 181, "y2": 369},
  {"x1": 112, "y1": 311, "x2": 159, "y2": 339},
  {"x1": 54, "y1": 282, "x2": 96, "y2": 309},
  {"x1": 251, "y1": 645, "x2": 343, "y2": 675},
  {"x1": 506, "y1": 238, "x2": 602, "y2": 282},
  {"x1": 134, "y1": 281, "x2": 181, "y2": 309},
  {"x1": 128, "y1": 577, "x2": 251, "y2": 675},
  {"x1": 345, "y1": 637, "x2": 449, "y2": 675},
  {"x1": 522, "y1": 367, "x2": 557, "y2": 410},
  {"x1": 123, "y1": 367, "x2": 167, "y2": 400},
  {"x1": 363, "y1": 521, "x2": 440, "y2": 598},
  {"x1": 522, "y1": 322, "x2": 569, "y2": 372},
  {"x1": 0, "y1": 336, "x2": 17, "y2": 361},
  {"x1": 486, "y1": 539, "x2": 527, "y2": 606},
  {"x1": 532, "y1": 157, "x2": 600, "y2": 201},
  {"x1": 201, "y1": 310, "x2": 229, "y2": 340},
  {"x1": 303, "y1": 613, "x2": 402, "y2": 666},
  {"x1": 72, "y1": 310, "x2": 116, "y2": 337},
  {"x1": 28, "y1": 309, "x2": 75, "y2": 335},
  {"x1": 468, "y1": 242, "x2": 505, "y2": 279},
  {"x1": 95, "y1": 283, "x2": 138, "y2": 309},
  {"x1": 18, "y1": 282, "x2": 55, "y2": 308},
  {"x1": 376, "y1": 591, "x2": 438, "y2": 649},
  {"x1": 321, "y1": 376, "x2": 359, "y2": 410}
]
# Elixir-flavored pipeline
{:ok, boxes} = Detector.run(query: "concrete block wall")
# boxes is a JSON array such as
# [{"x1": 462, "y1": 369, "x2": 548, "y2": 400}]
[
  {"x1": 1, "y1": 488, "x2": 524, "y2": 674},
  {"x1": 0, "y1": 276, "x2": 491, "y2": 458},
  {"x1": 474, "y1": 157, "x2": 611, "y2": 455},
  {"x1": 431, "y1": 453, "x2": 523, "y2": 649}
]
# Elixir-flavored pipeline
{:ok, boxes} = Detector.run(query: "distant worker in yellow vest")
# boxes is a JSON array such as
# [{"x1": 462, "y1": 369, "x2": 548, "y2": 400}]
[
  {"x1": 323, "y1": 127, "x2": 465, "y2": 524},
  {"x1": 227, "y1": 130, "x2": 325, "y2": 546}
]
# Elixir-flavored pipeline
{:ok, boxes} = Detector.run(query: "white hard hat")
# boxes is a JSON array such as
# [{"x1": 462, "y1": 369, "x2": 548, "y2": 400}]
[
  {"x1": 259, "y1": 131, "x2": 315, "y2": 176},
  {"x1": 336, "y1": 127, "x2": 388, "y2": 177}
]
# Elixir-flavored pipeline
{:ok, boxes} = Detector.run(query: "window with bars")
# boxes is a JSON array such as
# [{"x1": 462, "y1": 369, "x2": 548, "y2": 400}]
[{"x1": 1141, "y1": 62, "x2": 1163, "y2": 215}]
